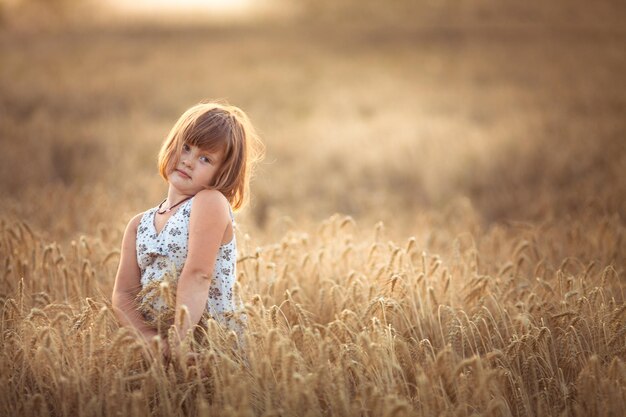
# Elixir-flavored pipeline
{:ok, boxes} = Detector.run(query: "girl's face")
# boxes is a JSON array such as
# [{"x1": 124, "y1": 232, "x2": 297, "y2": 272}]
[{"x1": 167, "y1": 142, "x2": 223, "y2": 195}]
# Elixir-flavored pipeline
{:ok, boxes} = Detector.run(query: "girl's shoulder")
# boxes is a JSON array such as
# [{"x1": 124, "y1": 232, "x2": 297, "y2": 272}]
[
  {"x1": 120, "y1": 212, "x2": 149, "y2": 244},
  {"x1": 193, "y1": 188, "x2": 229, "y2": 204},
  {"x1": 126, "y1": 206, "x2": 158, "y2": 236},
  {"x1": 187, "y1": 190, "x2": 235, "y2": 247},
  {"x1": 191, "y1": 189, "x2": 233, "y2": 219},
  {"x1": 126, "y1": 212, "x2": 146, "y2": 232}
]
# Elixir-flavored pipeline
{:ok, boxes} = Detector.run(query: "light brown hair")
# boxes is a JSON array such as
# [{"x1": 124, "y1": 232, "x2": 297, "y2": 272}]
[{"x1": 157, "y1": 101, "x2": 264, "y2": 210}]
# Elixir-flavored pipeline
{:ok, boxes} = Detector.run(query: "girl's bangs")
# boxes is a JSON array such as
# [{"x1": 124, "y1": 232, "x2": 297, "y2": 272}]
[
  {"x1": 183, "y1": 121, "x2": 230, "y2": 154},
  {"x1": 185, "y1": 135, "x2": 225, "y2": 153}
]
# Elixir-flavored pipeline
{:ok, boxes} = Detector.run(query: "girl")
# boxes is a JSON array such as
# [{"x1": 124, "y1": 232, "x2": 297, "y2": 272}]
[{"x1": 112, "y1": 101, "x2": 263, "y2": 355}]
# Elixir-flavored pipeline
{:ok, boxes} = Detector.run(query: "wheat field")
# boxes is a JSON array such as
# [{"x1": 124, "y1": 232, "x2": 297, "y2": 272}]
[{"x1": 1, "y1": 1, "x2": 625, "y2": 416}]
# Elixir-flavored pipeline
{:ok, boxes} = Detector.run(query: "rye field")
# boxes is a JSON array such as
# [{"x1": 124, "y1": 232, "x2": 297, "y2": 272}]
[{"x1": 1, "y1": 2, "x2": 625, "y2": 416}]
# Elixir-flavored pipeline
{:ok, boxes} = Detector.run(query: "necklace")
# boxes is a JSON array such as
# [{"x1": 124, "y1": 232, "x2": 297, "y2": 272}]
[{"x1": 156, "y1": 196, "x2": 192, "y2": 215}]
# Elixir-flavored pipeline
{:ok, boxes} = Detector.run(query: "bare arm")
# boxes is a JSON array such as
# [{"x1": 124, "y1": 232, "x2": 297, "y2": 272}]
[
  {"x1": 173, "y1": 189, "x2": 230, "y2": 341},
  {"x1": 111, "y1": 213, "x2": 158, "y2": 341}
]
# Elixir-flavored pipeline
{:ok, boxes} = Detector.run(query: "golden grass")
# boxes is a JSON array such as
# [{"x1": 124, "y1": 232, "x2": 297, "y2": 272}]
[
  {"x1": 1, "y1": 7, "x2": 626, "y2": 416},
  {"x1": 1, "y1": 208, "x2": 624, "y2": 416}
]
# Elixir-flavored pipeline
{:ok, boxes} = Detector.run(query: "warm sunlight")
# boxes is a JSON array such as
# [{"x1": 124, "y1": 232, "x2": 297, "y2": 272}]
[{"x1": 107, "y1": 0, "x2": 255, "y2": 16}]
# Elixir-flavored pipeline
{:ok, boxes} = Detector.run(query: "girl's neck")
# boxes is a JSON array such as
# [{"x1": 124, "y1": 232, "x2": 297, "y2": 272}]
[{"x1": 165, "y1": 187, "x2": 193, "y2": 206}]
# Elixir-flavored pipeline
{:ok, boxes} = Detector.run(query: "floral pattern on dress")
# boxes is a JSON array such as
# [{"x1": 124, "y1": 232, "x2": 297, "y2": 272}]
[
  {"x1": 208, "y1": 286, "x2": 222, "y2": 299},
  {"x1": 135, "y1": 197, "x2": 245, "y2": 340}
]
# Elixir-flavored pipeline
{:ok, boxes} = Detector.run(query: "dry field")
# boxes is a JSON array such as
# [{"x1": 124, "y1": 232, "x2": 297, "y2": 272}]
[{"x1": 1, "y1": 2, "x2": 625, "y2": 416}]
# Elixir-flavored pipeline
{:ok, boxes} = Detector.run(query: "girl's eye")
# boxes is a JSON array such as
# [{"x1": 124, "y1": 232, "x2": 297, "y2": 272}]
[
  {"x1": 200, "y1": 156, "x2": 211, "y2": 164},
  {"x1": 182, "y1": 144, "x2": 190, "y2": 152}
]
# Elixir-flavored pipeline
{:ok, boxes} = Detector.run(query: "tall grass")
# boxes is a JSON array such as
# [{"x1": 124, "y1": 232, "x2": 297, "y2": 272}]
[{"x1": 1, "y1": 206, "x2": 624, "y2": 416}]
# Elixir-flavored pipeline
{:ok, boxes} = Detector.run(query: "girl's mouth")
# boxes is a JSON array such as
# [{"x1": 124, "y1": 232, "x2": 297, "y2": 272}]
[{"x1": 176, "y1": 169, "x2": 191, "y2": 179}]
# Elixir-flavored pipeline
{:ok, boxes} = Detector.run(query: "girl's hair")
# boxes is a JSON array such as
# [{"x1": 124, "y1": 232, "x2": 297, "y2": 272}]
[{"x1": 157, "y1": 101, "x2": 264, "y2": 210}]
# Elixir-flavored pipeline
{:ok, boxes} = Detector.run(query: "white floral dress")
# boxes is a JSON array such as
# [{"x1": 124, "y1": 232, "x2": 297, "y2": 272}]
[{"x1": 135, "y1": 197, "x2": 246, "y2": 341}]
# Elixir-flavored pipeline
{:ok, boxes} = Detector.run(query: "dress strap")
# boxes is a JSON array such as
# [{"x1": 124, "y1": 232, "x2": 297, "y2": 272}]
[{"x1": 228, "y1": 204, "x2": 235, "y2": 223}]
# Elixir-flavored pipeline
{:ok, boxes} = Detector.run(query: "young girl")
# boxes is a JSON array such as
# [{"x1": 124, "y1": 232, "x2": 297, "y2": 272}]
[{"x1": 112, "y1": 101, "x2": 263, "y2": 355}]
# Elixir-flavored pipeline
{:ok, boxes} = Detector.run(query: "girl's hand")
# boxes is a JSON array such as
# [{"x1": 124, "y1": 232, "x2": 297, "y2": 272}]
[
  {"x1": 139, "y1": 328, "x2": 159, "y2": 342},
  {"x1": 157, "y1": 336, "x2": 198, "y2": 367},
  {"x1": 137, "y1": 329, "x2": 171, "y2": 363},
  {"x1": 160, "y1": 339, "x2": 172, "y2": 363}
]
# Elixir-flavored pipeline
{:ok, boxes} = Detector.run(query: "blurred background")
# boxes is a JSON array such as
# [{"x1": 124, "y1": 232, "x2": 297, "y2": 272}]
[{"x1": 0, "y1": 0, "x2": 625, "y2": 246}]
